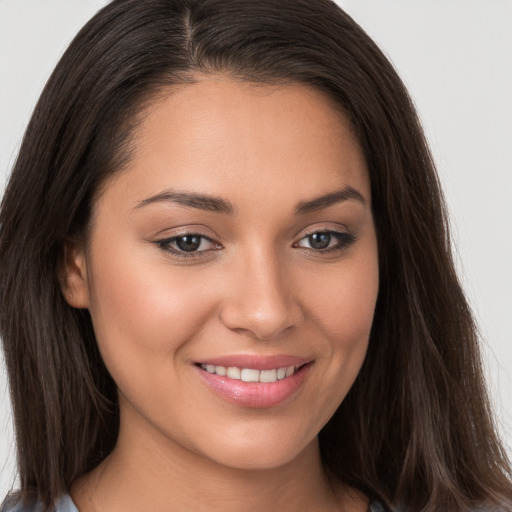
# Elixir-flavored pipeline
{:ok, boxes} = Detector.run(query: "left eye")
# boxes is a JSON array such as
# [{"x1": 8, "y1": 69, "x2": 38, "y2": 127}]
[
  {"x1": 157, "y1": 234, "x2": 219, "y2": 255},
  {"x1": 295, "y1": 231, "x2": 355, "y2": 251}
]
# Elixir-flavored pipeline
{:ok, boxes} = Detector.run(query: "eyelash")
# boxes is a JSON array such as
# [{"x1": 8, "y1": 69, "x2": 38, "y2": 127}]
[
  {"x1": 155, "y1": 229, "x2": 356, "y2": 260},
  {"x1": 292, "y1": 230, "x2": 357, "y2": 254},
  {"x1": 155, "y1": 233, "x2": 220, "y2": 259}
]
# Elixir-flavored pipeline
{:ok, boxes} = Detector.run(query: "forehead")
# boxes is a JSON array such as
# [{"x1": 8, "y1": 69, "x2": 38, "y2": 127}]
[{"x1": 98, "y1": 78, "x2": 370, "y2": 212}]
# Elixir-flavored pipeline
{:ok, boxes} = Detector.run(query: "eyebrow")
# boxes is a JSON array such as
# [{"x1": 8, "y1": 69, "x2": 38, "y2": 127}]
[
  {"x1": 295, "y1": 186, "x2": 366, "y2": 214},
  {"x1": 135, "y1": 190, "x2": 235, "y2": 215},
  {"x1": 134, "y1": 185, "x2": 366, "y2": 216}
]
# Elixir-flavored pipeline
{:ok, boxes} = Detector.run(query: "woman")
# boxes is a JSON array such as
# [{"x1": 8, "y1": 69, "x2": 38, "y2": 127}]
[{"x1": 1, "y1": 1, "x2": 511, "y2": 511}]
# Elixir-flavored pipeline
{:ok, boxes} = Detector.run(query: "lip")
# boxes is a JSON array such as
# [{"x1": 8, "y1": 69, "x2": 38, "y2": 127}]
[{"x1": 194, "y1": 355, "x2": 313, "y2": 408}]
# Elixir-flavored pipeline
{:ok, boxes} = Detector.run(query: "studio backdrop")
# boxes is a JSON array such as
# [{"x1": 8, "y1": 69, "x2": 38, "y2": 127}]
[{"x1": 1, "y1": 0, "x2": 511, "y2": 497}]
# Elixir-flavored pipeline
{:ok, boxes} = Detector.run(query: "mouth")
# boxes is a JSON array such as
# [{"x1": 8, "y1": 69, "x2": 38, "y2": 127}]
[
  {"x1": 197, "y1": 363, "x2": 306, "y2": 383},
  {"x1": 194, "y1": 356, "x2": 313, "y2": 408}
]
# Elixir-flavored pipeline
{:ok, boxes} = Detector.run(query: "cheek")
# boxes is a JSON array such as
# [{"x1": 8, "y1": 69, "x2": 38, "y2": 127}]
[
  {"x1": 301, "y1": 236, "x2": 379, "y2": 409},
  {"x1": 305, "y1": 254, "x2": 378, "y2": 420},
  {"x1": 276, "y1": 265, "x2": 377, "y2": 440},
  {"x1": 306, "y1": 252, "x2": 379, "y2": 348},
  {"x1": 84, "y1": 239, "x2": 216, "y2": 381}
]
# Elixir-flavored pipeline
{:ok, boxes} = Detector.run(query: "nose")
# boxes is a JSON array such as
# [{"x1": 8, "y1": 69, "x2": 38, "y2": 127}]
[{"x1": 219, "y1": 249, "x2": 304, "y2": 340}]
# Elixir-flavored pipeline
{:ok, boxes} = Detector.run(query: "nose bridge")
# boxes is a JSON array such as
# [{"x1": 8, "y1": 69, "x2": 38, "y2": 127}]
[{"x1": 220, "y1": 243, "x2": 302, "y2": 340}]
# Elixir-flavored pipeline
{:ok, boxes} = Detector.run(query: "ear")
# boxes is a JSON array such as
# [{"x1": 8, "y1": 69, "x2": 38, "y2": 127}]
[{"x1": 59, "y1": 238, "x2": 90, "y2": 309}]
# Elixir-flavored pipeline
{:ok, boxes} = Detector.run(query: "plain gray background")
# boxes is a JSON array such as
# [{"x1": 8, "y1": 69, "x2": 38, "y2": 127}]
[{"x1": 1, "y1": 0, "x2": 511, "y2": 497}]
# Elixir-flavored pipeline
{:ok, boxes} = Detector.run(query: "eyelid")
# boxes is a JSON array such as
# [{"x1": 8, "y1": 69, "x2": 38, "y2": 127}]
[
  {"x1": 292, "y1": 225, "x2": 357, "y2": 254},
  {"x1": 153, "y1": 229, "x2": 223, "y2": 259},
  {"x1": 152, "y1": 223, "x2": 356, "y2": 260},
  {"x1": 292, "y1": 223, "x2": 350, "y2": 242},
  {"x1": 153, "y1": 224, "x2": 220, "y2": 240}
]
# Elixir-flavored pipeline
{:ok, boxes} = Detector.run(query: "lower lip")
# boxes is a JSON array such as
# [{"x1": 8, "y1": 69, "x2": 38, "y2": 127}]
[{"x1": 195, "y1": 364, "x2": 311, "y2": 408}]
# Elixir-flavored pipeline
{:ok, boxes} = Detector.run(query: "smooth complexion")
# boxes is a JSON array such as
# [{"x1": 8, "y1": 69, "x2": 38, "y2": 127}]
[{"x1": 63, "y1": 78, "x2": 379, "y2": 512}]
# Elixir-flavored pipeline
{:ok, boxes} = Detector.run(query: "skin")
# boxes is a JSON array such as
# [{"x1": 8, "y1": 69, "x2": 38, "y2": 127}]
[{"x1": 63, "y1": 77, "x2": 379, "y2": 512}]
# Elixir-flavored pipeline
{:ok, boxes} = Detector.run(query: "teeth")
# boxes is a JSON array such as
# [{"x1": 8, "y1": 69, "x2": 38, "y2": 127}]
[
  {"x1": 259, "y1": 369, "x2": 277, "y2": 383},
  {"x1": 200, "y1": 364, "x2": 298, "y2": 382},
  {"x1": 241, "y1": 369, "x2": 259, "y2": 382},
  {"x1": 226, "y1": 366, "x2": 241, "y2": 379},
  {"x1": 215, "y1": 365, "x2": 226, "y2": 376}
]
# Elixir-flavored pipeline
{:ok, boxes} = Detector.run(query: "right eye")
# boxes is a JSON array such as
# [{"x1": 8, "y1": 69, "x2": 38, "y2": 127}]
[{"x1": 155, "y1": 234, "x2": 221, "y2": 258}]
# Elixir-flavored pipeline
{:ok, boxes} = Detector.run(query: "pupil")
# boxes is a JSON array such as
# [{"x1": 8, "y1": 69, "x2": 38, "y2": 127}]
[
  {"x1": 309, "y1": 232, "x2": 331, "y2": 249},
  {"x1": 176, "y1": 235, "x2": 201, "y2": 252}
]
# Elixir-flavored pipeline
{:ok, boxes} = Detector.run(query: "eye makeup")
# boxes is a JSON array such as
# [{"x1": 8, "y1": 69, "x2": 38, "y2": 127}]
[{"x1": 153, "y1": 227, "x2": 357, "y2": 261}]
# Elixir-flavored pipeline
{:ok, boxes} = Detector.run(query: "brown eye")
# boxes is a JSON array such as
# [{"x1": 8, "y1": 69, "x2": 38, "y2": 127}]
[
  {"x1": 175, "y1": 235, "x2": 202, "y2": 252},
  {"x1": 155, "y1": 233, "x2": 221, "y2": 258},
  {"x1": 308, "y1": 232, "x2": 332, "y2": 250},
  {"x1": 295, "y1": 230, "x2": 356, "y2": 253}
]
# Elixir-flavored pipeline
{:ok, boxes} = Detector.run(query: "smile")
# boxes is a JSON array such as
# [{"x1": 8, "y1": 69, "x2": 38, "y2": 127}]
[
  {"x1": 195, "y1": 358, "x2": 312, "y2": 408},
  {"x1": 199, "y1": 364, "x2": 297, "y2": 383}
]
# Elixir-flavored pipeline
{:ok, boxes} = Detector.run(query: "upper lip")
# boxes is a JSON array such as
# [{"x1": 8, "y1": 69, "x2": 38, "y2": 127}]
[{"x1": 195, "y1": 354, "x2": 312, "y2": 370}]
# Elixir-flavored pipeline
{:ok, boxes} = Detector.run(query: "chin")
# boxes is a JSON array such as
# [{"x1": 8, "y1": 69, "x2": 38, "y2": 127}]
[{"x1": 193, "y1": 431, "x2": 318, "y2": 472}]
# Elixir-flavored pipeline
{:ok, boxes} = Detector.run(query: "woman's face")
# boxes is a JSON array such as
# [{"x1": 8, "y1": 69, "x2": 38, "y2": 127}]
[{"x1": 65, "y1": 78, "x2": 379, "y2": 470}]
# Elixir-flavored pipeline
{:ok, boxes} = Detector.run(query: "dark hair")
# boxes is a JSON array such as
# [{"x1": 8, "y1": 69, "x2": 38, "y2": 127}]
[{"x1": 1, "y1": 0, "x2": 511, "y2": 510}]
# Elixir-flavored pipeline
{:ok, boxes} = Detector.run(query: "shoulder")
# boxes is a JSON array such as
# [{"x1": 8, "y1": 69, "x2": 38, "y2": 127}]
[{"x1": 1, "y1": 494, "x2": 78, "y2": 512}]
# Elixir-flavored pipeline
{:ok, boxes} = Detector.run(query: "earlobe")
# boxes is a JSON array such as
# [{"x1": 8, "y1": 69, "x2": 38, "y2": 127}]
[{"x1": 60, "y1": 239, "x2": 90, "y2": 309}]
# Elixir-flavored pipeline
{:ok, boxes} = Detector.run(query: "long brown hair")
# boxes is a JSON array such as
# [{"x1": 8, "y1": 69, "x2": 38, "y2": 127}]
[{"x1": 1, "y1": 1, "x2": 511, "y2": 510}]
